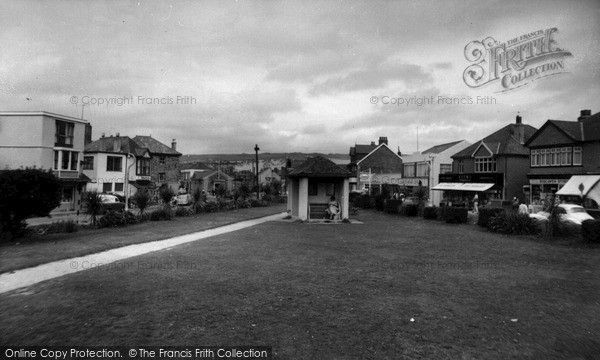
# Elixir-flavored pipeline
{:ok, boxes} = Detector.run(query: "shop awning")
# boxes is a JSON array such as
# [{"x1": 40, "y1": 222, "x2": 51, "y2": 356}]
[
  {"x1": 432, "y1": 182, "x2": 464, "y2": 191},
  {"x1": 556, "y1": 175, "x2": 600, "y2": 197},
  {"x1": 432, "y1": 182, "x2": 495, "y2": 191},
  {"x1": 460, "y1": 183, "x2": 495, "y2": 191}
]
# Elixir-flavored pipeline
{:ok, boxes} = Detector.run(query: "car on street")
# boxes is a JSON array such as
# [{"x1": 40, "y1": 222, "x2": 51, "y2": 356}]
[
  {"x1": 99, "y1": 194, "x2": 125, "y2": 212},
  {"x1": 529, "y1": 204, "x2": 594, "y2": 225}
]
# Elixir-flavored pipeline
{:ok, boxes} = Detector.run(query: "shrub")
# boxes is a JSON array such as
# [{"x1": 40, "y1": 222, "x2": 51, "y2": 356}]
[
  {"x1": 174, "y1": 207, "x2": 192, "y2": 217},
  {"x1": 582, "y1": 219, "x2": 600, "y2": 242},
  {"x1": 159, "y1": 186, "x2": 175, "y2": 207},
  {"x1": 384, "y1": 199, "x2": 403, "y2": 214},
  {"x1": 97, "y1": 211, "x2": 138, "y2": 228},
  {"x1": 149, "y1": 208, "x2": 173, "y2": 221},
  {"x1": 478, "y1": 208, "x2": 505, "y2": 228},
  {"x1": 423, "y1": 206, "x2": 438, "y2": 220},
  {"x1": 400, "y1": 203, "x2": 418, "y2": 217},
  {"x1": 82, "y1": 191, "x2": 104, "y2": 226},
  {"x1": 442, "y1": 207, "x2": 468, "y2": 224},
  {"x1": 45, "y1": 219, "x2": 79, "y2": 234},
  {"x1": 249, "y1": 199, "x2": 268, "y2": 207},
  {"x1": 0, "y1": 168, "x2": 61, "y2": 240},
  {"x1": 350, "y1": 194, "x2": 373, "y2": 209},
  {"x1": 132, "y1": 188, "x2": 151, "y2": 215},
  {"x1": 488, "y1": 212, "x2": 539, "y2": 235}
]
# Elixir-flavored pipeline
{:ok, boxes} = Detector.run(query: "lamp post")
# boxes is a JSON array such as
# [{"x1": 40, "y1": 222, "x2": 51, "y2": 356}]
[
  {"x1": 254, "y1": 144, "x2": 260, "y2": 200},
  {"x1": 125, "y1": 153, "x2": 135, "y2": 211},
  {"x1": 428, "y1": 154, "x2": 435, "y2": 206}
]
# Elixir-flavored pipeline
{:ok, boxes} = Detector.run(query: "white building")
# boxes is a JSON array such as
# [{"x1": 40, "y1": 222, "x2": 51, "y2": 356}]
[
  {"x1": 83, "y1": 135, "x2": 151, "y2": 199},
  {"x1": 401, "y1": 140, "x2": 471, "y2": 206},
  {"x1": 0, "y1": 111, "x2": 92, "y2": 212}
]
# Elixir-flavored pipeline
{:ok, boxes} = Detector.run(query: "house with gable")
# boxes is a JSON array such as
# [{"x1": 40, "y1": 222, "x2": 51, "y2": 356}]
[
  {"x1": 83, "y1": 134, "x2": 151, "y2": 198},
  {"x1": 527, "y1": 109, "x2": 600, "y2": 209},
  {"x1": 132, "y1": 136, "x2": 182, "y2": 193},
  {"x1": 348, "y1": 137, "x2": 403, "y2": 192},
  {"x1": 439, "y1": 115, "x2": 537, "y2": 205}
]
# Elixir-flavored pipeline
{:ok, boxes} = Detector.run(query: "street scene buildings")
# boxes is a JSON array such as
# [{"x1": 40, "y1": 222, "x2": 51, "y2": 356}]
[{"x1": 1, "y1": 1, "x2": 600, "y2": 359}]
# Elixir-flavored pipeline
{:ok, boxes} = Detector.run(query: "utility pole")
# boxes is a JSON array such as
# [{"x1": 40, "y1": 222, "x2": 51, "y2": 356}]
[{"x1": 254, "y1": 144, "x2": 260, "y2": 199}]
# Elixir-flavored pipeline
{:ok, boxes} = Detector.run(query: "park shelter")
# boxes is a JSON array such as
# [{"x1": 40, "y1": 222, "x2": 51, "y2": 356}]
[{"x1": 287, "y1": 156, "x2": 352, "y2": 221}]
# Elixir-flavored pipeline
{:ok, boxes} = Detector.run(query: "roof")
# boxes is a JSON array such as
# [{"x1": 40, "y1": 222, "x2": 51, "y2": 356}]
[
  {"x1": 421, "y1": 140, "x2": 464, "y2": 155},
  {"x1": 133, "y1": 135, "x2": 181, "y2": 156},
  {"x1": 85, "y1": 136, "x2": 148, "y2": 157},
  {"x1": 0, "y1": 111, "x2": 90, "y2": 124},
  {"x1": 525, "y1": 111, "x2": 600, "y2": 146},
  {"x1": 357, "y1": 143, "x2": 403, "y2": 165},
  {"x1": 452, "y1": 123, "x2": 537, "y2": 158},
  {"x1": 349, "y1": 144, "x2": 378, "y2": 160},
  {"x1": 287, "y1": 156, "x2": 352, "y2": 178},
  {"x1": 191, "y1": 169, "x2": 232, "y2": 180}
]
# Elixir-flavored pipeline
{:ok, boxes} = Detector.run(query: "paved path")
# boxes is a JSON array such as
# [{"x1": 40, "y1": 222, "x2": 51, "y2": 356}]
[{"x1": 0, "y1": 212, "x2": 286, "y2": 294}]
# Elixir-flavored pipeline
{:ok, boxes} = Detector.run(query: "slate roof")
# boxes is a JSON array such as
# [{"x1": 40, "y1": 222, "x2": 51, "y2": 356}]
[
  {"x1": 452, "y1": 123, "x2": 537, "y2": 158},
  {"x1": 133, "y1": 135, "x2": 181, "y2": 156},
  {"x1": 84, "y1": 136, "x2": 148, "y2": 157},
  {"x1": 421, "y1": 140, "x2": 464, "y2": 155},
  {"x1": 530, "y1": 112, "x2": 600, "y2": 143},
  {"x1": 288, "y1": 156, "x2": 352, "y2": 178}
]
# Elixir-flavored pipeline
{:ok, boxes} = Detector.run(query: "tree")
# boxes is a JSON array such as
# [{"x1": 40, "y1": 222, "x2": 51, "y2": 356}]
[
  {"x1": 82, "y1": 190, "x2": 104, "y2": 226},
  {"x1": 0, "y1": 168, "x2": 61, "y2": 240},
  {"x1": 159, "y1": 185, "x2": 175, "y2": 209},
  {"x1": 132, "y1": 187, "x2": 151, "y2": 215}
]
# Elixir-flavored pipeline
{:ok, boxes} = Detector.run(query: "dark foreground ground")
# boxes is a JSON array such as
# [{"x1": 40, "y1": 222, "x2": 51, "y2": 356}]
[{"x1": 1, "y1": 210, "x2": 599, "y2": 359}]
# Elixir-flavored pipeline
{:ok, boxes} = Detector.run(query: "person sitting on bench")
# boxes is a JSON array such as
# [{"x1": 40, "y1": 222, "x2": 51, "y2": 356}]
[{"x1": 326, "y1": 196, "x2": 340, "y2": 220}]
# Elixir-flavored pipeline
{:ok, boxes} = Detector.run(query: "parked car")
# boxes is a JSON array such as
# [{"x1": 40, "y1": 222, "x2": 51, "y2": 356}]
[
  {"x1": 529, "y1": 204, "x2": 594, "y2": 225},
  {"x1": 99, "y1": 194, "x2": 125, "y2": 213}
]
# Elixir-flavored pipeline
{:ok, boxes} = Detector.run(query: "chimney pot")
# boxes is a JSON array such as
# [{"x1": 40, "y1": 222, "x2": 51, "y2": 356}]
[
  {"x1": 378, "y1": 136, "x2": 389, "y2": 145},
  {"x1": 578, "y1": 109, "x2": 591, "y2": 122},
  {"x1": 516, "y1": 115, "x2": 522, "y2": 124},
  {"x1": 101, "y1": 133, "x2": 105, "y2": 138},
  {"x1": 171, "y1": 139, "x2": 177, "y2": 151}
]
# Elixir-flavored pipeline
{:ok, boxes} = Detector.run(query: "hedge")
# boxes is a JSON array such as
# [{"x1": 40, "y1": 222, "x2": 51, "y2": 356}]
[
  {"x1": 478, "y1": 208, "x2": 505, "y2": 228},
  {"x1": 400, "y1": 203, "x2": 419, "y2": 217},
  {"x1": 488, "y1": 212, "x2": 539, "y2": 235},
  {"x1": 441, "y1": 207, "x2": 468, "y2": 224},
  {"x1": 384, "y1": 200, "x2": 403, "y2": 214},
  {"x1": 423, "y1": 206, "x2": 438, "y2": 220},
  {"x1": 582, "y1": 219, "x2": 600, "y2": 242}
]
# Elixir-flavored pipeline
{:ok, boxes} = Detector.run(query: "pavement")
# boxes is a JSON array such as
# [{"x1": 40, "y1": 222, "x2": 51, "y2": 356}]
[{"x1": 1, "y1": 212, "x2": 287, "y2": 294}]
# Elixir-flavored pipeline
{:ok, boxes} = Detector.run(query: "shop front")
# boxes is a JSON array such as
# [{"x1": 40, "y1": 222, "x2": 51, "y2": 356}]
[
  {"x1": 435, "y1": 173, "x2": 503, "y2": 207},
  {"x1": 527, "y1": 175, "x2": 570, "y2": 206}
]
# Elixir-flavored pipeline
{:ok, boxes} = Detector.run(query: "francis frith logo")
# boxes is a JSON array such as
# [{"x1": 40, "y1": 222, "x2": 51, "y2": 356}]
[{"x1": 463, "y1": 28, "x2": 572, "y2": 92}]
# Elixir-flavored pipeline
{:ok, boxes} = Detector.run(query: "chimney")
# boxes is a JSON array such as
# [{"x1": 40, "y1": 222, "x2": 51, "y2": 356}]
[
  {"x1": 171, "y1": 139, "x2": 177, "y2": 151},
  {"x1": 578, "y1": 109, "x2": 591, "y2": 122},
  {"x1": 113, "y1": 138, "x2": 121, "y2": 152},
  {"x1": 116, "y1": 132, "x2": 120, "y2": 137},
  {"x1": 379, "y1": 136, "x2": 388, "y2": 145},
  {"x1": 397, "y1": 146, "x2": 402, "y2": 156},
  {"x1": 370, "y1": 141, "x2": 375, "y2": 146},
  {"x1": 101, "y1": 133, "x2": 105, "y2": 138},
  {"x1": 516, "y1": 114, "x2": 522, "y2": 124}
]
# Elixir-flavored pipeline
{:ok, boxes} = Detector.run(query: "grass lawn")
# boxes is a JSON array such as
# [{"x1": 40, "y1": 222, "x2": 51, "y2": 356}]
[
  {"x1": 1, "y1": 210, "x2": 599, "y2": 359},
  {"x1": 0, "y1": 204, "x2": 286, "y2": 274}
]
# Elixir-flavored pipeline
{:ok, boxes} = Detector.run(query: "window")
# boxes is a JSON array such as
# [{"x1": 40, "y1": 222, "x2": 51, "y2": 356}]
[
  {"x1": 439, "y1": 164, "x2": 452, "y2": 174},
  {"x1": 573, "y1": 146, "x2": 582, "y2": 165},
  {"x1": 308, "y1": 181, "x2": 318, "y2": 195},
  {"x1": 403, "y1": 164, "x2": 415, "y2": 177},
  {"x1": 416, "y1": 163, "x2": 429, "y2": 177},
  {"x1": 61, "y1": 186, "x2": 74, "y2": 202},
  {"x1": 182, "y1": 172, "x2": 190, "y2": 180},
  {"x1": 106, "y1": 156, "x2": 122, "y2": 172},
  {"x1": 159, "y1": 156, "x2": 166, "y2": 165},
  {"x1": 561, "y1": 147, "x2": 571, "y2": 165},
  {"x1": 158, "y1": 173, "x2": 166, "y2": 182},
  {"x1": 102, "y1": 183, "x2": 112, "y2": 192},
  {"x1": 83, "y1": 156, "x2": 94, "y2": 170},
  {"x1": 530, "y1": 149, "x2": 540, "y2": 167},
  {"x1": 540, "y1": 149, "x2": 549, "y2": 166},
  {"x1": 551, "y1": 148, "x2": 560, "y2": 166},
  {"x1": 475, "y1": 157, "x2": 496, "y2": 172},
  {"x1": 458, "y1": 160, "x2": 465, "y2": 174},
  {"x1": 70, "y1": 151, "x2": 78, "y2": 171},
  {"x1": 54, "y1": 151, "x2": 59, "y2": 169},
  {"x1": 55, "y1": 120, "x2": 74, "y2": 147},
  {"x1": 136, "y1": 158, "x2": 150, "y2": 175},
  {"x1": 114, "y1": 183, "x2": 124, "y2": 192}
]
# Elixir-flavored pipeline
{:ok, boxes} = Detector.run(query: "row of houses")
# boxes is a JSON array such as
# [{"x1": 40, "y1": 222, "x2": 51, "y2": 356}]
[
  {"x1": 0, "y1": 111, "x2": 283, "y2": 213},
  {"x1": 345, "y1": 109, "x2": 600, "y2": 209}
]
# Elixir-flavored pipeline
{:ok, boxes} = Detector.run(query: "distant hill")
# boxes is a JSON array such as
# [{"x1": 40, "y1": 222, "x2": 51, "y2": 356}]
[{"x1": 181, "y1": 153, "x2": 349, "y2": 163}]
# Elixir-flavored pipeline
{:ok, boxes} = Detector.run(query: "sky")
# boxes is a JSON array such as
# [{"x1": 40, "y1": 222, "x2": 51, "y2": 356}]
[{"x1": 1, "y1": 0, "x2": 599, "y2": 155}]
